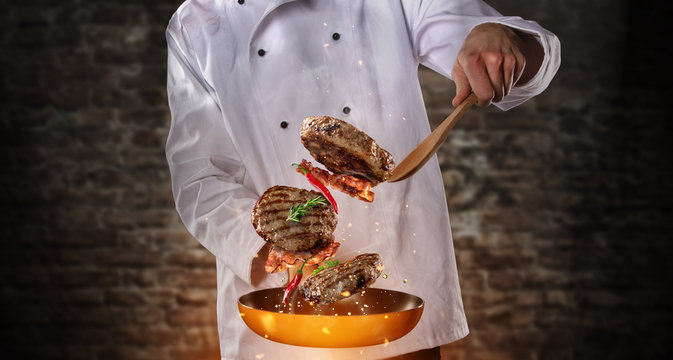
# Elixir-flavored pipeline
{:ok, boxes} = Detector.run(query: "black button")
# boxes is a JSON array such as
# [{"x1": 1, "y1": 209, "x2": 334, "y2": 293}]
[
  {"x1": 258, "y1": 49, "x2": 266, "y2": 57},
  {"x1": 237, "y1": 0, "x2": 244, "y2": 4},
  {"x1": 332, "y1": 33, "x2": 340, "y2": 41},
  {"x1": 342, "y1": 106, "x2": 351, "y2": 114},
  {"x1": 280, "y1": 121, "x2": 288, "y2": 129}
]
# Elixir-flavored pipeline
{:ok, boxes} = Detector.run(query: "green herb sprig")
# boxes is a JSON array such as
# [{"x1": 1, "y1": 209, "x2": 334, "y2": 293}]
[
  {"x1": 311, "y1": 260, "x2": 340, "y2": 275},
  {"x1": 286, "y1": 196, "x2": 328, "y2": 222}
]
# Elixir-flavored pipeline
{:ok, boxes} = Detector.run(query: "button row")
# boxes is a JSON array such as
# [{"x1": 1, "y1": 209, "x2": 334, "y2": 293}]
[
  {"x1": 279, "y1": 108, "x2": 351, "y2": 129},
  {"x1": 257, "y1": 33, "x2": 340, "y2": 57},
  {"x1": 245, "y1": 11, "x2": 347, "y2": 129}
]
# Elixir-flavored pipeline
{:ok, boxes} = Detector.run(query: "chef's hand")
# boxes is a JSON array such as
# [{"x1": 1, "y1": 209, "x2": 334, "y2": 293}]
[{"x1": 452, "y1": 23, "x2": 544, "y2": 107}]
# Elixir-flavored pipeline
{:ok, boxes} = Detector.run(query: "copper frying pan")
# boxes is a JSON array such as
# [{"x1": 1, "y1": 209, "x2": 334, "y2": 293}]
[{"x1": 238, "y1": 287, "x2": 424, "y2": 348}]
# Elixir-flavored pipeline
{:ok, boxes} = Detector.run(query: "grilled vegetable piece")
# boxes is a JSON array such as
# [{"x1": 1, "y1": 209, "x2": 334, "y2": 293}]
[
  {"x1": 265, "y1": 237, "x2": 340, "y2": 273},
  {"x1": 293, "y1": 162, "x2": 338, "y2": 213},
  {"x1": 298, "y1": 159, "x2": 374, "y2": 202}
]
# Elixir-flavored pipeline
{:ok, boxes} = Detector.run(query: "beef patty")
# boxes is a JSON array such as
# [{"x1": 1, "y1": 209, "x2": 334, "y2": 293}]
[
  {"x1": 251, "y1": 185, "x2": 337, "y2": 252},
  {"x1": 300, "y1": 253, "x2": 383, "y2": 305},
  {"x1": 300, "y1": 116, "x2": 395, "y2": 185}
]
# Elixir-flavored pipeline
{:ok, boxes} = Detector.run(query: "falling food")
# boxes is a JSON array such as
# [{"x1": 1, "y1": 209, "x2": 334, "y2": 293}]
[
  {"x1": 299, "y1": 116, "x2": 396, "y2": 202},
  {"x1": 300, "y1": 254, "x2": 383, "y2": 305},
  {"x1": 238, "y1": 114, "x2": 427, "y2": 348}
]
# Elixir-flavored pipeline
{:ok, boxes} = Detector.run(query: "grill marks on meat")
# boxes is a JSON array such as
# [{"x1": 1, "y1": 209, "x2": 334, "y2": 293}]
[
  {"x1": 300, "y1": 116, "x2": 395, "y2": 186},
  {"x1": 298, "y1": 159, "x2": 374, "y2": 202},
  {"x1": 299, "y1": 253, "x2": 383, "y2": 305},
  {"x1": 251, "y1": 186, "x2": 337, "y2": 252}
]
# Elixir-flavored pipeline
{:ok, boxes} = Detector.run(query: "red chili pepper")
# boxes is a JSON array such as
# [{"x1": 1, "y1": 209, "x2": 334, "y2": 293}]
[
  {"x1": 293, "y1": 163, "x2": 338, "y2": 214},
  {"x1": 282, "y1": 260, "x2": 307, "y2": 305}
]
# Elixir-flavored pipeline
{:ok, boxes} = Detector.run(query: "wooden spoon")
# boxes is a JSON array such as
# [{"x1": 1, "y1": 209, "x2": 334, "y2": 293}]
[{"x1": 387, "y1": 93, "x2": 478, "y2": 183}]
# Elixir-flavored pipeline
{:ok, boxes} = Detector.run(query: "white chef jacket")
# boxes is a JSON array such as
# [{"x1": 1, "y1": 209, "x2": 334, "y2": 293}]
[{"x1": 165, "y1": 0, "x2": 560, "y2": 359}]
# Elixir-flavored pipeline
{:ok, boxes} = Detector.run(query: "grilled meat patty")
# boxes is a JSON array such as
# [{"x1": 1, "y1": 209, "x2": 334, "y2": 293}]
[
  {"x1": 300, "y1": 116, "x2": 395, "y2": 185},
  {"x1": 251, "y1": 185, "x2": 337, "y2": 252},
  {"x1": 299, "y1": 253, "x2": 383, "y2": 305}
]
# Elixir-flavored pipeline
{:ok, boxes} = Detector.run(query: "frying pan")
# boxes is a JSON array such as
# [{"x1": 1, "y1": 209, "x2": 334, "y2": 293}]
[{"x1": 238, "y1": 287, "x2": 424, "y2": 348}]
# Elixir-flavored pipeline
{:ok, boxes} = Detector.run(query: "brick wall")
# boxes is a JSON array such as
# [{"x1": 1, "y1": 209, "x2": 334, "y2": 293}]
[{"x1": 2, "y1": 1, "x2": 671, "y2": 359}]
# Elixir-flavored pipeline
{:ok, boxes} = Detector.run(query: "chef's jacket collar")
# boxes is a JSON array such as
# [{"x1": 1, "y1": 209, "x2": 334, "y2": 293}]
[
  {"x1": 260, "y1": 0, "x2": 298, "y2": 21},
  {"x1": 245, "y1": 0, "x2": 299, "y2": 56}
]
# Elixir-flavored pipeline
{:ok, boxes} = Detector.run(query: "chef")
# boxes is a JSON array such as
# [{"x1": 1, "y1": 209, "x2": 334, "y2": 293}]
[{"x1": 165, "y1": 0, "x2": 560, "y2": 359}]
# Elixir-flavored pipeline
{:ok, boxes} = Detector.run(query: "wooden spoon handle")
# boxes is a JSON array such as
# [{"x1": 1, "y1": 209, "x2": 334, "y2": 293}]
[{"x1": 387, "y1": 93, "x2": 477, "y2": 182}]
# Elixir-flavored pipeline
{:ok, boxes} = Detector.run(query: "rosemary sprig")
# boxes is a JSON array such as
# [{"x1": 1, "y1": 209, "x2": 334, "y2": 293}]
[
  {"x1": 286, "y1": 196, "x2": 328, "y2": 222},
  {"x1": 311, "y1": 260, "x2": 340, "y2": 275}
]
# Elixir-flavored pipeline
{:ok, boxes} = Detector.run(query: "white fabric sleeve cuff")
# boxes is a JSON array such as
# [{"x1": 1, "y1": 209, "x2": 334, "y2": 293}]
[
  {"x1": 486, "y1": 19, "x2": 562, "y2": 110},
  {"x1": 405, "y1": 0, "x2": 561, "y2": 111}
]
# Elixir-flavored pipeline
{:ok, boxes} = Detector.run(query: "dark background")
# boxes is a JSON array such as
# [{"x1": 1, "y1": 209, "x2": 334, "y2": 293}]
[{"x1": 2, "y1": 0, "x2": 672, "y2": 359}]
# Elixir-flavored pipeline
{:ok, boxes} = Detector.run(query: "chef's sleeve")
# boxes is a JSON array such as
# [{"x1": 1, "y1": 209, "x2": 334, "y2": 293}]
[
  {"x1": 165, "y1": 21, "x2": 266, "y2": 284},
  {"x1": 402, "y1": 0, "x2": 561, "y2": 110}
]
